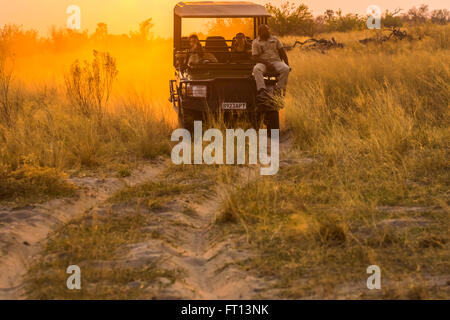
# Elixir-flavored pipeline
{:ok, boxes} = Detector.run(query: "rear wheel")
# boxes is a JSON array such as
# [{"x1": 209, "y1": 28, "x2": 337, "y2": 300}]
[{"x1": 264, "y1": 111, "x2": 280, "y2": 131}]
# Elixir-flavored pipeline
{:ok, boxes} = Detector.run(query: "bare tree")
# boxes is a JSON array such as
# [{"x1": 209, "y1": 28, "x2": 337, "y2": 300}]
[
  {"x1": 431, "y1": 9, "x2": 450, "y2": 25},
  {"x1": 130, "y1": 19, "x2": 154, "y2": 41},
  {"x1": 406, "y1": 4, "x2": 430, "y2": 24},
  {"x1": 383, "y1": 8, "x2": 403, "y2": 28},
  {"x1": 92, "y1": 23, "x2": 108, "y2": 41}
]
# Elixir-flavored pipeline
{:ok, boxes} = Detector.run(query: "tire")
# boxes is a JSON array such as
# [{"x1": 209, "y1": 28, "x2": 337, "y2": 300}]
[
  {"x1": 265, "y1": 111, "x2": 280, "y2": 131},
  {"x1": 180, "y1": 107, "x2": 203, "y2": 134}
]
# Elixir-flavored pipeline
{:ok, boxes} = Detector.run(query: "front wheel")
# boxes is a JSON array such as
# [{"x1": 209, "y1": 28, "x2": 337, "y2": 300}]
[{"x1": 179, "y1": 108, "x2": 203, "y2": 134}]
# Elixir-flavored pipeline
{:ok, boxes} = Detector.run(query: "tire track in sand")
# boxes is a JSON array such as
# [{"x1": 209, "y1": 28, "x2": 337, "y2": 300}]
[{"x1": 0, "y1": 159, "x2": 168, "y2": 299}]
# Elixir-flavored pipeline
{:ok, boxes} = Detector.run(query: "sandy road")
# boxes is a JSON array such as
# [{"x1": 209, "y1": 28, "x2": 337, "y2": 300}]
[
  {"x1": 136, "y1": 191, "x2": 270, "y2": 299},
  {"x1": 0, "y1": 164, "x2": 270, "y2": 299},
  {"x1": 0, "y1": 161, "x2": 167, "y2": 299},
  {"x1": 0, "y1": 137, "x2": 293, "y2": 299}
]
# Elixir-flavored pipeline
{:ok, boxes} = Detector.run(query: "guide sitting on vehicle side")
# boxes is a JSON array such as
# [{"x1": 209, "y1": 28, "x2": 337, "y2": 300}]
[{"x1": 252, "y1": 24, "x2": 291, "y2": 97}]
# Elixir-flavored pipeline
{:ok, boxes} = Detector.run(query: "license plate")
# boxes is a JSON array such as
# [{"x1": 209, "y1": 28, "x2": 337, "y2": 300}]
[{"x1": 222, "y1": 102, "x2": 247, "y2": 110}]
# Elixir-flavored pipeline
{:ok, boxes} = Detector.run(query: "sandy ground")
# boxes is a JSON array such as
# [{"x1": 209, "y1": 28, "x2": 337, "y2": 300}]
[
  {"x1": 0, "y1": 160, "x2": 278, "y2": 299},
  {"x1": 0, "y1": 140, "x2": 291, "y2": 300},
  {"x1": 0, "y1": 160, "x2": 167, "y2": 299},
  {"x1": 1, "y1": 136, "x2": 447, "y2": 300}
]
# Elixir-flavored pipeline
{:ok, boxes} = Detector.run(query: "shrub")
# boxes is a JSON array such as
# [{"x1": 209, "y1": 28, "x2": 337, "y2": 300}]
[
  {"x1": 383, "y1": 9, "x2": 404, "y2": 28},
  {"x1": 431, "y1": 9, "x2": 450, "y2": 25},
  {"x1": 405, "y1": 5, "x2": 430, "y2": 24},
  {"x1": 266, "y1": 2, "x2": 315, "y2": 36},
  {"x1": 318, "y1": 9, "x2": 366, "y2": 33},
  {"x1": 65, "y1": 50, "x2": 118, "y2": 120}
]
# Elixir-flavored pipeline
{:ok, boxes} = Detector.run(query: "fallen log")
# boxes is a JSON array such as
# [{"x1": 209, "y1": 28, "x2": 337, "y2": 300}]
[
  {"x1": 359, "y1": 28, "x2": 410, "y2": 45},
  {"x1": 284, "y1": 37, "x2": 344, "y2": 53}
]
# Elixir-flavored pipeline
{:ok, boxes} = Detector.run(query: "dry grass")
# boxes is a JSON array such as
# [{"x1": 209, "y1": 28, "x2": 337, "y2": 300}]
[
  {"x1": 25, "y1": 210, "x2": 182, "y2": 299},
  {"x1": 24, "y1": 165, "x2": 222, "y2": 299},
  {"x1": 0, "y1": 47, "x2": 174, "y2": 203},
  {"x1": 218, "y1": 24, "x2": 450, "y2": 299},
  {"x1": 0, "y1": 156, "x2": 75, "y2": 204},
  {"x1": 6, "y1": 23, "x2": 450, "y2": 299}
]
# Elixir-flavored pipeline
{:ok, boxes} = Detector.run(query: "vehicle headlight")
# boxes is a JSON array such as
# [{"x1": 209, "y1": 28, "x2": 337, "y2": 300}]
[{"x1": 186, "y1": 84, "x2": 207, "y2": 98}]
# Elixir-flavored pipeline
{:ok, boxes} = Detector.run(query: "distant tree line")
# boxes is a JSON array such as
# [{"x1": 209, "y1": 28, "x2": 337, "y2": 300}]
[
  {"x1": 266, "y1": 2, "x2": 450, "y2": 36},
  {"x1": 0, "y1": 19, "x2": 158, "y2": 55}
]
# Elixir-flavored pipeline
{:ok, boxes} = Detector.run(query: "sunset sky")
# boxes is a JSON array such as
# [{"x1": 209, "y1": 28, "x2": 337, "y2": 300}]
[{"x1": 0, "y1": 0, "x2": 449, "y2": 38}]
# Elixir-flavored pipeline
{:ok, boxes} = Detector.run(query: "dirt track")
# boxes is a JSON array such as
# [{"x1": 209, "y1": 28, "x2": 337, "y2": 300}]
[
  {"x1": 0, "y1": 135, "x2": 293, "y2": 299},
  {"x1": 3, "y1": 135, "x2": 447, "y2": 300},
  {"x1": 0, "y1": 158, "x2": 277, "y2": 299},
  {"x1": 0, "y1": 161, "x2": 167, "y2": 299},
  {"x1": 115, "y1": 192, "x2": 271, "y2": 299}
]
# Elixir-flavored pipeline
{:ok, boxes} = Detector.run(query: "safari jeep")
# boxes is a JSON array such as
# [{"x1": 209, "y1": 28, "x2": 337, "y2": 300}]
[{"x1": 169, "y1": 1, "x2": 282, "y2": 132}]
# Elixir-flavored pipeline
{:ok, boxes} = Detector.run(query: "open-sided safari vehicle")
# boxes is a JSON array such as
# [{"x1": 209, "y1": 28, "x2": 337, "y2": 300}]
[{"x1": 169, "y1": 1, "x2": 282, "y2": 131}]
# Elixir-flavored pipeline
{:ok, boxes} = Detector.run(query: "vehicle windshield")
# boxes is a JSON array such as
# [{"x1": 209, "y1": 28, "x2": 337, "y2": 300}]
[
  {"x1": 182, "y1": 18, "x2": 253, "y2": 42},
  {"x1": 178, "y1": 18, "x2": 255, "y2": 65}
]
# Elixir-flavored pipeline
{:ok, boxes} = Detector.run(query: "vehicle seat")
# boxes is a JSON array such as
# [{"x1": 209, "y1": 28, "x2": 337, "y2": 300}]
[
  {"x1": 205, "y1": 36, "x2": 229, "y2": 63},
  {"x1": 181, "y1": 37, "x2": 189, "y2": 50}
]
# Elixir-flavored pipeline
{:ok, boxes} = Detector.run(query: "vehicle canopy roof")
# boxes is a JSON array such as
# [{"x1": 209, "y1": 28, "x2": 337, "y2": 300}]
[{"x1": 174, "y1": 1, "x2": 271, "y2": 18}]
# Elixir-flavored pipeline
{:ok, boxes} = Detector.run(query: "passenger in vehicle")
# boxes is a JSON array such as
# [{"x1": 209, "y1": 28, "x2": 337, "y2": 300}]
[
  {"x1": 187, "y1": 34, "x2": 218, "y2": 66},
  {"x1": 231, "y1": 33, "x2": 252, "y2": 62},
  {"x1": 232, "y1": 33, "x2": 252, "y2": 53}
]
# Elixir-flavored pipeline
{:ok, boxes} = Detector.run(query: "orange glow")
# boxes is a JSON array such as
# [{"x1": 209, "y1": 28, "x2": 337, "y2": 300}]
[
  {"x1": 1, "y1": 0, "x2": 448, "y2": 112},
  {"x1": 1, "y1": 1, "x2": 448, "y2": 38},
  {"x1": 183, "y1": 18, "x2": 254, "y2": 39}
]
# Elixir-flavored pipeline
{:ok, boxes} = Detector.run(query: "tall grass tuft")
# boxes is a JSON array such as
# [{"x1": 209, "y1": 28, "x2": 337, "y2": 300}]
[
  {"x1": 0, "y1": 52, "x2": 23, "y2": 128},
  {"x1": 0, "y1": 155, "x2": 75, "y2": 203}
]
